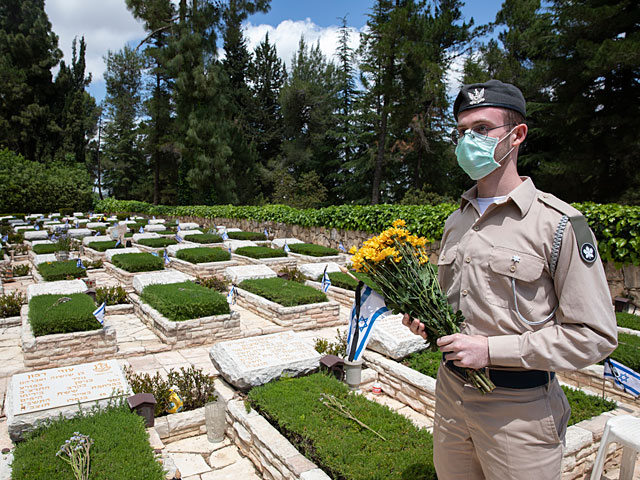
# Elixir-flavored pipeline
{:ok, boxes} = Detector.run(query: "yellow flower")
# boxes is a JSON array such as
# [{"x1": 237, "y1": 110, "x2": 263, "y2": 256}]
[
  {"x1": 392, "y1": 219, "x2": 406, "y2": 228},
  {"x1": 349, "y1": 246, "x2": 357, "y2": 254}
]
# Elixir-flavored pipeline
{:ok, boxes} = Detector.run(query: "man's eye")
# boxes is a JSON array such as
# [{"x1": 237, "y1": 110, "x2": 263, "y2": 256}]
[{"x1": 474, "y1": 125, "x2": 490, "y2": 135}]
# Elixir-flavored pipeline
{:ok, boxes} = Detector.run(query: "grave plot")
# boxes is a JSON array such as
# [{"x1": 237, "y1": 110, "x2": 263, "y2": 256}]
[
  {"x1": 5, "y1": 359, "x2": 131, "y2": 442},
  {"x1": 180, "y1": 232, "x2": 223, "y2": 246},
  {"x1": 35, "y1": 259, "x2": 87, "y2": 282},
  {"x1": 129, "y1": 271, "x2": 240, "y2": 348},
  {"x1": 302, "y1": 264, "x2": 364, "y2": 308},
  {"x1": 134, "y1": 236, "x2": 178, "y2": 253},
  {"x1": 226, "y1": 231, "x2": 269, "y2": 246},
  {"x1": 235, "y1": 276, "x2": 341, "y2": 330},
  {"x1": 29, "y1": 240, "x2": 56, "y2": 256},
  {"x1": 284, "y1": 243, "x2": 346, "y2": 265},
  {"x1": 232, "y1": 245, "x2": 297, "y2": 272},
  {"x1": 21, "y1": 280, "x2": 117, "y2": 369},
  {"x1": 167, "y1": 246, "x2": 238, "y2": 277},
  {"x1": 81, "y1": 235, "x2": 125, "y2": 260},
  {"x1": 104, "y1": 249, "x2": 163, "y2": 291},
  {"x1": 0, "y1": 289, "x2": 25, "y2": 328}
]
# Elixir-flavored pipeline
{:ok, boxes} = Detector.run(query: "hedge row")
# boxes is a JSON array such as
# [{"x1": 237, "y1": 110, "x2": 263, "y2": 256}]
[{"x1": 96, "y1": 198, "x2": 640, "y2": 266}]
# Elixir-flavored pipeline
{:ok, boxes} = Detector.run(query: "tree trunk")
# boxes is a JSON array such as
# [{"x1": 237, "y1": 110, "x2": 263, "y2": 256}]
[
  {"x1": 371, "y1": 106, "x2": 388, "y2": 205},
  {"x1": 96, "y1": 115, "x2": 103, "y2": 200},
  {"x1": 153, "y1": 71, "x2": 160, "y2": 205}
]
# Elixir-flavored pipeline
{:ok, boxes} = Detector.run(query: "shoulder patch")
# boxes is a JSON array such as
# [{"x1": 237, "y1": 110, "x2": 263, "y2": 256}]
[{"x1": 538, "y1": 193, "x2": 582, "y2": 217}]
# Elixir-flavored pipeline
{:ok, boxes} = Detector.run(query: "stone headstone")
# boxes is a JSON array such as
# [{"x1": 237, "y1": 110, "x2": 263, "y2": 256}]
[
  {"x1": 7, "y1": 219, "x2": 26, "y2": 226},
  {"x1": 223, "y1": 240, "x2": 257, "y2": 252},
  {"x1": 108, "y1": 224, "x2": 128, "y2": 241},
  {"x1": 133, "y1": 232, "x2": 161, "y2": 242},
  {"x1": 86, "y1": 222, "x2": 109, "y2": 229},
  {"x1": 32, "y1": 254, "x2": 57, "y2": 266},
  {"x1": 76, "y1": 219, "x2": 89, "y2": 225},
  {"x1": 105, "y1": 247, "x2": 141, "y2": 262},
  {"x1": 49, "y1": 213, "x2": 61, "y2": 218},
  {"x1": 67, "y1": 228, "x2": 92, "y2": 239},
  {"x1": 26, "y1": 278, "x2": 87, "y2": 302},
  {"x1": 299, "y1": 262, "x2": 342, "y2": 280},
  {"x1": 209, "y1": 331, "x2": 321, "y2": 390},
  {"x1": 6, "y1": 359, "x2": 130, "y2": 441},
  {"x1": 132, "y1": 270, "x2": 192, "y2": 294},
  {"x1": 148, "y1": 219, "x2": 166, "y2": 225},
  {"x1": 178, "y1": 229, "x2": 203, "y2": 239},
  {"x1": 224, "y1": 265, "x2": 277, "y2": 283},
  {"x1": 44, "y1": 223, "x2": 64, "y2": 230},
  {"x1": 14, "y1": 226, "x2": 33, "y2": 232},
  {"x1": 83, "y1": 235, "x2": 113, "y2": 246},
  {"x1": 179, "y1": 222, "x2": 200, "y2": 230},
  {"x1": 118, "y1": 220, "x2": 137, "y2": 226},
  {"x1": 31, "y1": 240, "x2": 54, "y2": 246},
  {"x1": 73, "y1": 212, "x2": 84, "y2": 217},
  {"x1": 216, "y1": 227, "x2": 242, "y2": 233},
  {"x1": 24, "y1": 231, "x2": 49, "y2": 241},
  {"x1": 367, "y1": 313, "x2": 429, "y2": 360},
  {"x1": 144, "y1": 224, "x2": 166, "y2": 232},
  {"x1": 271, "y1": 238, "x2": 304, "y2": 248},
  {"x1": 166, "y1": 243, "x2": 201, "y2": 256}
]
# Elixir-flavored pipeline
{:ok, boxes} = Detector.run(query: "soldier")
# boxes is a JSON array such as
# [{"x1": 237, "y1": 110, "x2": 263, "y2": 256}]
[{"x1": 403, "y1": 79, "x2": 617, "y2": 479}]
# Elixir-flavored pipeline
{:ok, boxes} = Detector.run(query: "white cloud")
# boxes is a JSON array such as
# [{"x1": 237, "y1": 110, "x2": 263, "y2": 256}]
[
  {"x1": 243, "y1": 19, "x2": 361, "y2": 70},
  {"x1": 45, "y1": 0, "x2": 145, "y2": 86}
]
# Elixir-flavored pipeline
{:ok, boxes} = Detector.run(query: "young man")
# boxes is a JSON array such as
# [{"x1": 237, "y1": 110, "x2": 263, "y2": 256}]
[{"x1": 402, "y1": 80, "x2": 617, "y2": 479}]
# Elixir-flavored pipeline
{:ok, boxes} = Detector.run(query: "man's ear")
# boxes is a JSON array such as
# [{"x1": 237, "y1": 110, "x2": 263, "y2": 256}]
[{"x1": 512, "y1": 123, "x2": 528, "y2": 147}]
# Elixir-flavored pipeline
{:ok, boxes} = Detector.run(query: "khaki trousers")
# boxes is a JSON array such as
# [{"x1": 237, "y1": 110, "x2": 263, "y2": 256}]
[{"x1": 433, "y1": 364, "x2": 571, "y2": 480}]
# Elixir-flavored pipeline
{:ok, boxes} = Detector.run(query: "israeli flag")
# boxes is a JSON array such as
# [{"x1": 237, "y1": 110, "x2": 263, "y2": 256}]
[
  {"x1": 76, "y1": 258, "x2": 85, "y2": 269},
  {"x1": 94, "y1": 231, "x2": 99, "y2": 236},
  {"x1": 263, "y1": 227, "x2": 269, "y2": 238},
  {"x1": 2, "y1": 235, "x2": 7, "y2": 243},
  {"x1": 35, "y1": 224, "x2": 40, "y2": 231},
  {"x1": 321, "y1": 266, "x2": 331, "y2": 293},
  {"x1": 346, "y1": 284, "x2": 390, "y2": 362},
  {"x1": 75, "y1": 221, "x2": 79, "y2": 228},
  {"x1": 163, "y1": 250, "x2": 170, "y2": 265},
  {"x1": 226, "y1": 285, "x2": 236, "y2": 305},
  {"x1": 228, "y1": 246, "x2": 232, "y2": 254},
  {"x1": 151, "y1": 251, "x2": 159, "y2": 257},
  {"x1": 152, "y1": 215, "x2": 156, "y2": 220},
  {"x1": 604, "y1": 358, "x2": 640, "y2": 397},
  {"x1": 114, "y1": 239, "x2": 121, "y2": 247},
  {"x1": 177, "y1": 225, "x2": 181, "y2": 232},
  {"x1": 176, "y1": 234, "x2": 183, "y2": 243},
  {"x1": 139, "y1": 226, "x2": 144, "y2": 233},
  {"x1": 284, "y1": 243, "x2": 290, "y2": 253},
  {"x1": 221, "y1": 230, "x2": 229, "y2": 241},
  {"x1": 339, "y1": 242, "x2": 346, "y2": 253},
  {"x1": 93, "y1": 302, "x2": 106, "y2": 326},
  {"x1": 125, "y1": 217, "x2": 129, "y2": 222}
]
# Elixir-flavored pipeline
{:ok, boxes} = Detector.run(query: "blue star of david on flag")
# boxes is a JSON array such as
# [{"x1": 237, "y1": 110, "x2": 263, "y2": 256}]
[{"x1": 604, "y1": 357, "x2": 640, "y2": 397}]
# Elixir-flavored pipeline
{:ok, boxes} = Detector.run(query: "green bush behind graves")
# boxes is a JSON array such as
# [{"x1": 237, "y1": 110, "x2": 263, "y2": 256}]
[
  {"x1": 288, "y1": 243, "x2": 339, "y2": 257},
  {"x1": 240, "y1": 277, "x2": 327, "y2": 306},
  {"x1": 183, "y1": 233, "x2": 222, "y2": 243},
  {"x1": 248, "y1": 373, "x2": 437, "y2": 480},
  {"x1": 235, "y1": 246, "x2": 287, "y2": 259},
  {"x1": 227, "y1": 231, "x2": 266, "y2": 241},
  {"x1": 96, "y1": 198, "x2": 640, "y2": 266},
  {"x1": 111, "y1": 253, "x2": 163, "y2": 272},
  {"x1": 87, "y1": 240, "x2": 123, "y2": 252},
  {"x1": 29, "y1": 293, "x2": 100, "y2": 336},
  {"x1": 616, "y1": 312, "x2": 640, "y2": 331},
  {"x1": 141, "y1": 281, "x2": 229, "y2": 321},
  {"x1": 0, "y1": 291, "x2": 25, "y2": 317},
  {"x1": 32, "y1": 243, "x2": 57, "y2": 255},
  {"x1": 0, "y1": 149, "x2": 93, "y2": 213},
  {"x1": 37, "y1": 260, "x2": 87, "y2": 281},
  {"x1": 10, "y1": 404, "x2": 165, "y2": 480},
  {"x1": 176, "y1": 247, "x2": 230, "y2": 264},
  {"x1": 96, "y1": 286, "x2": 128, "y2": 306},
  {"x1": 136, "y1": 237, "x2": 177, "y2": 248}
]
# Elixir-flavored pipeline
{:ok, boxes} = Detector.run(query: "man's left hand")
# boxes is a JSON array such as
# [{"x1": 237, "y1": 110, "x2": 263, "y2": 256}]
[{"x1": 437, "y1": 333, "x2": 489, "y2": 370}]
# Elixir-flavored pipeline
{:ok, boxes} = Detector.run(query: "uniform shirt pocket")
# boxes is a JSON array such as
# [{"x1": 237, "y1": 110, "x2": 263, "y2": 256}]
[
  {"x1": 437, "y1": 243, "x2": 458, "y2": 299},
  {"x1": 486, "y1": 246, "x2": 546, "y2": 313}
]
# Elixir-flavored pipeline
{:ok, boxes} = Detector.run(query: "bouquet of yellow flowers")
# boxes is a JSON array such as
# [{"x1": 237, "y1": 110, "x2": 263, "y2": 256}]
[{"x1": 349, "y1": 219, "x2": 495, "y2": 393}]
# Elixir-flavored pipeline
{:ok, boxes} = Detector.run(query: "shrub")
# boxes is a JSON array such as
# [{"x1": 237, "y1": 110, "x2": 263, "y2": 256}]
[
  {"x1": 0, "y1": 149, "x2": 93, "y2": 213},
  {"x1": 11, "y1": 264, "x2": 31, "y2": 277},
  {"x1": 249, "y1": 373, "x2": 436, "y2": 480},
  {"x1": 561, "y1": 385, "x2": 616, "y2": 426},
  {"x1": 240, "y1": 277, "x2": 327, "y2": 306},
  {"x1": 96, "y1": 286, "x2": 127, "y2": 306},
  {"x1": 37, "y1": 260, "x2": 87, "y2": 281},
  {"x1": 235, "y1": 246, "x2": 287, "y2": 259},
  {"x1": 124, "y1": 366, "x2": 217, "y2": 418},
  {"x1": 227, "y1": 231, "x2": 266, "y2": 241},
  {"x1": 136, "y1": 237, "x2": 177, "y2": 248},
  {"x1": 28, "y1": 293, "x2": 99, "y2": 336},
  {"x1": 183, "y1": 233, "x2": 222, "y2": 243},
  {"x1": 140, "y1": 281, "x2": 229, "y2": 321},
  {"x1": 59, "y1": 207, "x2": 74, "y2": 217},
  {"x1": 32, "y1": 243, "x2": 57, "y2": 254},
  {"x1": 314, "y1": 329, "x2": 348, "y2": 357},
  {"x1": 616, "y1": 312, "x2": 640, "y2": 331},
  {"x1": 197, "y1": 276, "x2": 229, "y2": 292},
  {"x1": 277, "y1": 266, "x2": 306, "y2": 283},
  {"x1": 111, "y1": 253, "x2": 163, "y2": 273},
  {"x1": 86, "y1": 259, "x2": 104, "y2": 269},
  {"x1": 402, "y1": 350, "x2": 442, "y2": 379},
  {"x1": 176, "y1": 247, "x2": 231, "y2": 264},
  {"x1": 0, "y1": 291, "x2": 25, "y2": 317},
  {"x1": 10, "y1": 404, "x2": 165, "y2": 480},
  {"x1": 288, "y1": 243, "x2": 339, "y2": 257}
]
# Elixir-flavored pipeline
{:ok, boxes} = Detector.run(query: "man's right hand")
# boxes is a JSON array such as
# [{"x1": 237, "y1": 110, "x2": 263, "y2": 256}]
[{"x1": 402, "y1": 314, "x2": 427, "y2": 340}]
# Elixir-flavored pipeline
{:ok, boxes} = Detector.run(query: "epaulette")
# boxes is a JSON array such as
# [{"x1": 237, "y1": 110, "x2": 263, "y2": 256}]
[{"x1": 539, "y1": 193, "x2": 597, "y2": 264}]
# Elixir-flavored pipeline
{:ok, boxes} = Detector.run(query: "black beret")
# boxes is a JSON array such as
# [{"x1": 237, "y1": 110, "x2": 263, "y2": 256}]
[{"x1": 453, "y1": 79, "x2": 526, "y2": 120}]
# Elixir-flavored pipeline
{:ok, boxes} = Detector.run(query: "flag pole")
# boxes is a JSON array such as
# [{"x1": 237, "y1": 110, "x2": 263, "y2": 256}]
[{"x1": 348, "y1": 281, "x2": 364, "y2": 362}]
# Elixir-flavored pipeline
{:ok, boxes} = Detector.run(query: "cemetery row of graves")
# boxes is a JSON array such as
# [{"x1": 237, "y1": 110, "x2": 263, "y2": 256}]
[{"x1": 0, "y1": 211, "x2": 639, "y2": 479}]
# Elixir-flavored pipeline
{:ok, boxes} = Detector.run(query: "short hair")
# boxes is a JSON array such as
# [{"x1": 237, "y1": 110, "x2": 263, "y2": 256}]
[{"x1": 504, "y1": 109, "x2": 526, "y2": 128}]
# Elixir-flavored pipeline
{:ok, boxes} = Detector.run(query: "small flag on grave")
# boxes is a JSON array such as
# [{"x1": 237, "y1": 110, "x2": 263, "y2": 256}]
[
  {"x1": 346, "y1": 283, "x2": 390, "y2": 362},
  {"x1": 175, "y1": 234, "x2": 183, "y2": 243},
  {"x1": 164, "y1": 250, "x2": 170, "y2": 265},
  {"x1": 264, "y1": 227, "x2": 269, "y2": 238},
  {"x1": 284, "y1": 243, "x2": 290, "y2": 253},
  {"x1": 35, "y1": 224, "x2": 40, "y2": 231},
  {"x1": 139, "y1": 226, "x2": 144, "y2": 233},
  {"x1": 339, "y1": 242, "x2": 347, "y2": 253},
  {"x1": 114, "y1": 239, "x2": 121, "y2": 247},
  {"x1": 151, "y1": 251, "x2": 159, "y2": 257},
  {"x1": 321, "y1": 266, "x2": 331, "y2": 293},
  {"x1": 604, "y1": 357, "x2": 640, "y2": 397},
  {"x1": 221, "y1": 230, "x2": 229, "y2": 241},
  {"x1": 76, "y1": 258, "x2": 85, "y2": 269},
  {"x1": 227, "y1": 285, "x2": 236, "y2": 305},
  {"x1": 177, "y1": 225, "x2": 181, "y2": 232},
  {"x1": 93, "y1": 302, "x2": 106, "y2": 326}
]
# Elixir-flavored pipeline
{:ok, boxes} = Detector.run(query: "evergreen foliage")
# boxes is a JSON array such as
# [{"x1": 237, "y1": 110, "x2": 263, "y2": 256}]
[
  {"x1": 240, "y1": 277, "x2": 327, "y2": 306},
  {"x1": 288, "y1": 243, "x2": 339, "y2": 257},
  {"x1": 140, "y1": 281, "x2": 230, "y2": 321},
  {"x1": 111, "y1": 252, "x2": 164, "y2": 272},
  {"x1": 37, "y1": 260, "x2": 87, "y2": 282},
  {"x1": 234, "y1": 246, "x2": 287, "y2": 258}
]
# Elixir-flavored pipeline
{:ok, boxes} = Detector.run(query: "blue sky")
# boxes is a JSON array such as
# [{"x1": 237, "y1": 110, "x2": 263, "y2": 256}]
[{"x1": 45, "y1": 0, "x2": 506, "y2": 103}]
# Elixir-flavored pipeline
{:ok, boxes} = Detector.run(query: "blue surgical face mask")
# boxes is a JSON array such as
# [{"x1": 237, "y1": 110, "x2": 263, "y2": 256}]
[{"x1": 455, "y1": 127, "x2": 516, "y2": 180}]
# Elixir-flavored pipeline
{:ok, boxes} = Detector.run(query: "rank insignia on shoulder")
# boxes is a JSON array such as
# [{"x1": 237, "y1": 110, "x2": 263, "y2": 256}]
[{"x1": 580, "y1": 242, "x2": 597, "y2": 263}]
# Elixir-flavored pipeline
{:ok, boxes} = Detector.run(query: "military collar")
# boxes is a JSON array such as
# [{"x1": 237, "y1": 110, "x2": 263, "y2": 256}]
[{"x1": 460, "y1": 177, "x2": 537, "y2": 218}]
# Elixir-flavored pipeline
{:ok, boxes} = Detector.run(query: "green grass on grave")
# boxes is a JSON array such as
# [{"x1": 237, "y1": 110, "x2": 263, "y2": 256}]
[
  {"x1": 86, "y1": 240, "x2": 124, "y2": 252},
  {"x1": 176, "y1": 247, "x2": 231, "y2": 264},
  {"x1": 183, "y1": 233, "x2": 223, "y2": 244},
  {"x1": 28, "y1": 293, "x2": 100, "y2": 336},
  {"x1": 32, "y1": 243, "x2": 57, "y2": 255},
  {"x1": 235, "y1": 246, "x2": 287, "y2": 259},
  {"x1": 111, "y1": 252, "x2": 164, "y2": 273},
  {"x1": 239, "y1": 277, "x2": 327, "y2": 306},
  {"x1": 37, "y1": 260, "x2": 87, "y2": 281},
  {"x1": 136, "y1": 237, "x2": 178, "y2": 248},
  {"x1": 227, "y1": 231, "x2": 266, "y2": 241},
  {"x1": 288, "y1": 243, "x2": 339, "y2": 257},
  {"x1": 616, "y1": 312, "x2": 640, "y2": 331},
  {"x1": 140, "y1": 281, "x2": 229, "y2": 321}
]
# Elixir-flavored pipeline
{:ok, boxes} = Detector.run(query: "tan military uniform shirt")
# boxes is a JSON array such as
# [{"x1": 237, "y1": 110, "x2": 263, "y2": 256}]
[{"x1": 437, "y1": 177, "x2": 617, "y2": 372}]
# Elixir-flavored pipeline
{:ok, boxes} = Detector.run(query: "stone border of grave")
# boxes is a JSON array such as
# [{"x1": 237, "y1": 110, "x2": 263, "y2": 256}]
[
  {"x1": 362, "y1": 350, "x2": 626, "y2": 480},
  {"x1": 104, "y1": 262, "x2": 164, "y2": 292},
  {"x1": 105, "y1": 303, "x2": 134, "y2": 315},
  {"x1": 168, "y1": 257, "x2": 239, "y2": 278},
  {"x1": 82, "y1": 246, "x2": 108, "y2": 261},
  {"x1": 129, "y1": 293, "x2": 242, "y2": 348},
  {"x1": 305, "y1": 280, "x2": 354, "y2": 309},
  {"x1": 154, "y1": 407, "x2": 207, "y2": 443},
  {"x1": 235, "y1": 287, "x2": 341, "y2": 330},
  {"x1": 20, "y1": 304, "x2": 118, "y2": 369},
  {"x1": 230, "y1": 253, "x2": 297, "y2": 273},
  {"x1": 0, "y1": 315, "x2": 21, "y2": 328},
  {"x1": 286, "y1": 251, "x2": 345, "y2": 265}
]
